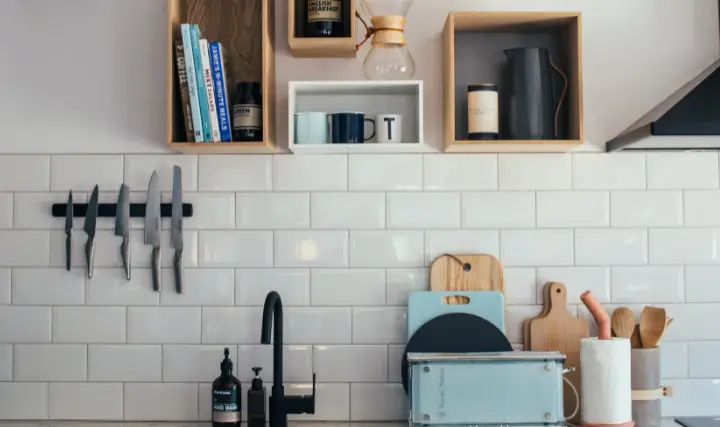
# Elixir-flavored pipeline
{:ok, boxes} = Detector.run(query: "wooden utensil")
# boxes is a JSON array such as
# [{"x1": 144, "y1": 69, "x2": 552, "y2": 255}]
[
  {"x1": 523, "y1": 281, "x2": 553, "y2": 350},
  {"x1": 611, "y1": 307, "x2": 635, "y2": 338},
  {"x1": 640, "y1": 306, "x2": 667, "y2": 348},
  {"x1": 630, "y1": 324, "x2": 643, "y2": 348},
  {"x1": 529, "y1": 282, "x2": 589, "y2": 424},
  {"x1": 430, "y1": 254, "x2": 504, "y2": 305}
]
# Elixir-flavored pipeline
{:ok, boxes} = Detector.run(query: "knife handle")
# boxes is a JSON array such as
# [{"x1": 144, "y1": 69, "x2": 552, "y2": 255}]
[
  {"x1": 85, "y1": 236, "x2": 95, "y2": 279},
  {"x1": 65, "y1": 232, "x2": 72, "y2": 272},
  {"x1": 121, "y1": 237, "x2": 131, "y2": 281},
  {"x1": 151, "y1": 247, "x2": 161, "y2": 292},
  {"x1": 173, "y1": 250, "x2": 184, "y2": 294}
]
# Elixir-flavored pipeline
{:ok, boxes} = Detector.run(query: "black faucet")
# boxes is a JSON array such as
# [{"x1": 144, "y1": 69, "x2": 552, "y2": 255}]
[{"x1": 261, "y1": 291, "x2": 316, "y2": 427}]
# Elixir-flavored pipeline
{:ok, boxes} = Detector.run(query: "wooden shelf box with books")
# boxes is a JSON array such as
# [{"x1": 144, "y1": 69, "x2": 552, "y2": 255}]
[{"x1": 166, "y1": 0, "x2": 276, "y2": 154}]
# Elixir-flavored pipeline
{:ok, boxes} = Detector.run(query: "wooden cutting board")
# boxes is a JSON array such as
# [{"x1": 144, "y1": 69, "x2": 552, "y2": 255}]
[
  {"x1": 523, "y1": 281, "x2": 553, "y2": 350},
  {"x1": 529, "y1": 282, "x2": 589, "y2": 424},
  {"x1": 430, "y1": 254, "x2": 504, "y2": 305}
]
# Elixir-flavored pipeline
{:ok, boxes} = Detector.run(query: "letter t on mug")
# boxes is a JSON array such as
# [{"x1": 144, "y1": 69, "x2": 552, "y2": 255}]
[{"x1": 375, "y1": 114, "x2": 402, "y2": 143}]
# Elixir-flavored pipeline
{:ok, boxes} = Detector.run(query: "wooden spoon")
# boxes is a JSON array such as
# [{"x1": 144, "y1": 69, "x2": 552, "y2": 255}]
[
  {"x1": 629, "y1": 324, "x2": 643, "y2": 348},
  {"x1": 611, "y1": 307, "x2": 635, "y2": 338},
  {"x1": 640, "y1": 306, "x2": 667, "y2": 348}
]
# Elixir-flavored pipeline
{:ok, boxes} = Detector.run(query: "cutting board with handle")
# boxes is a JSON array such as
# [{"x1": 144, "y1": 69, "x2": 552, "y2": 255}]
[
  {"x1": 529, "y1": 282, "x2": 589, "y2": 424},
  {"x1": 430, "y1": 254, "x2": 504, "y2": 305},
  {"x1": 408, "y1": 290, "x2": 505, "y2": 336},
  {"x1": 524, "y1": 282, "x2": 553, "y2": 350}
]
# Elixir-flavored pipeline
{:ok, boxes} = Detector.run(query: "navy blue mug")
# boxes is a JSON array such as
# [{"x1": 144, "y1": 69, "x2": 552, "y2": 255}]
[{"x1": 330, "y1": 112, "x2": 376, "y2": 144}]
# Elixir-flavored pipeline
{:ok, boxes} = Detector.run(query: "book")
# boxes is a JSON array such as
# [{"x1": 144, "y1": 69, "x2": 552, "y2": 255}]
[
  {"x1": 190, "y1": 25, "x2": 212, "y2": 142},
  {"x1": 209, "y1": 42, "x2": 232, "y2": 142},
  {"x1": 180, "y1": 24, "x2": 203, "y2": 142},
  {"x1": 174, "y1": 43, "x2": 194, "y2": 142},
  {"x1": 199, "y1": 39, "x2": 221, "y2": 142}
]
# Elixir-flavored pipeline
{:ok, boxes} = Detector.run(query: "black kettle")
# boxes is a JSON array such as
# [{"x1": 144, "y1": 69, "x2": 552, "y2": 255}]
[{"x1": 499, "y1": 47, "x2": 568, "y2": 140}]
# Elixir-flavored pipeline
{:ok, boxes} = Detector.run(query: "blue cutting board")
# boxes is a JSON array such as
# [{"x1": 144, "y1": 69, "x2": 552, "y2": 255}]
[{"x1": 408, "y1": 291, "x2": 505, "y2": 337}]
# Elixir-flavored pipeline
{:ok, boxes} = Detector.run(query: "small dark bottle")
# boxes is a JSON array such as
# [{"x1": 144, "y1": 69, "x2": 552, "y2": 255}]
[
  {"x1": 247, "y1": 367, "x2": 266, "y2": 427},
  {"x1": 212, "y1": 348, "x2": 242, "y2": 427},
  {"x1": 306, "y1": 0, "x2": 343, "y2": 37},
  {"x1": 232, "y1": 82, "x2": 263, "y2": 142}
]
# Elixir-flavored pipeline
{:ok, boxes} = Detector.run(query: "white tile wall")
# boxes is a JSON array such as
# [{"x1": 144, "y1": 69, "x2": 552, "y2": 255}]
[{"x1": 0, "y1": 152, "x2": 718, "y2": 420}]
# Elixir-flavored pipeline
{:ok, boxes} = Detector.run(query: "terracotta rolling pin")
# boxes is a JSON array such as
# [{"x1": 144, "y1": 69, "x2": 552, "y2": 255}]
[{"x1": 581, "y1": 290, "x2": 611, "y2": 340}]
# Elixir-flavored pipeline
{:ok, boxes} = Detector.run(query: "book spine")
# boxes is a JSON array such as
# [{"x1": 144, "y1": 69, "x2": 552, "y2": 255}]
[
  {"x1": 209, "y1": 42, "x2": 232, "y2": 142},
  {"x1": 174, "y1": 43, "x2": 194, "y2": 142},
  {"x1": 180, "y1": 24, "x2": 204, "y2": 142},
  {"x1": 190, "y1": 25, "x2": 212, "y2": 142},
  {"x1": 199, "y1": 39, "x2": 221, "y2": 142}
]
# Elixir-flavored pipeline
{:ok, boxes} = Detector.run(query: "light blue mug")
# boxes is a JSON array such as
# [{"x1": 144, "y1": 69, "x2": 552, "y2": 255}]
[{"x1": 295, "y1": 112, "x2": 329, "y2": 144}]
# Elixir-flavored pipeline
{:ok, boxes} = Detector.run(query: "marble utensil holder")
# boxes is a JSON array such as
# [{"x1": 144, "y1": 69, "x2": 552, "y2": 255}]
[{"x1": 631, "y1": 347, "x2": 663, "y2": 427}]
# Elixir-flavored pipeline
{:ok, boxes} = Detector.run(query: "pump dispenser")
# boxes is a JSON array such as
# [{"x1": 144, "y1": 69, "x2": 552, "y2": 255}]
[
  {"x1": 212, "y1": 348, "x2": 242, "y2": 427},
  {"x1": 247, "y1": 367, "x2": 266, "y2": 427}
]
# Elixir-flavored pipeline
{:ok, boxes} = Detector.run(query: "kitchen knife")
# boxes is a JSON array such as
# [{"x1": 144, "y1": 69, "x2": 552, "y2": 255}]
[
  {"x1": 144, "y1": 172, "x2": 161, "y2": 292},
  {"x1": 115, "y1": 184, "x2": 131, "y2": 281},
  {"x1": 84, "y1": 185, "x2": 99, "y2": 279},
  {"x1": 65, "y1": 191, "x2": 73, "y2": 272},
  {"x1": 171, "y1": 165, "x2": 184, "y2": 294}
]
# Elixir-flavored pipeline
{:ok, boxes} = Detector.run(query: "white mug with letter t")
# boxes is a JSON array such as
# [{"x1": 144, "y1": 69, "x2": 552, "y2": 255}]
[{"x1": 375, "y1": 114, "x2": 402, "y2": 143}]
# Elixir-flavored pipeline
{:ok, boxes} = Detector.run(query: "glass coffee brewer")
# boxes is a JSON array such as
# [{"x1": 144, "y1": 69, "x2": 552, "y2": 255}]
[{"x1": 359, "y1": 0, "x2": 416, "y2": 80}]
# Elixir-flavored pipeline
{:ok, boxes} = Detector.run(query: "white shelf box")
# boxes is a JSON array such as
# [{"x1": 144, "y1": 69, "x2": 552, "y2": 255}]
[{"x1": 288, "y1": 80, "x2": 424, "y2": 154}]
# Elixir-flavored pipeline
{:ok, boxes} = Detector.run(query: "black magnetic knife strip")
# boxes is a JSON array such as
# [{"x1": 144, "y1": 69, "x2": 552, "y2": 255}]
[{"x1": 51, "y1": 203, "x2": 193, "y2": 218}]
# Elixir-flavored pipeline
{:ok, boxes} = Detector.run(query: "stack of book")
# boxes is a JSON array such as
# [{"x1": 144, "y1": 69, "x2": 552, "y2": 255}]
[{"x1": 175, "y1": 23, "x2": 232, "y2": 143}]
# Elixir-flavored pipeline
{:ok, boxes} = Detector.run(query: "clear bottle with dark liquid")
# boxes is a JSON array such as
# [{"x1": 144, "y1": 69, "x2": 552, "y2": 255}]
[
  {"x1": 306, "y1": 0, "x2": 343, "y2": 37},
  {"x1": 232, "y1": 82, "x2": 262, "y2": 142}
]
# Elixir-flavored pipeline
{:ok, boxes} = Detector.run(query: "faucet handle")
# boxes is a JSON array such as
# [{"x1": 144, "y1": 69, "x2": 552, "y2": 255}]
[
  {"x1": 283, "y1": 373, "x2": 316, "y2": 415},
  {"x1": 306, "y1": 373, "x2": 316, "y2": 414}
]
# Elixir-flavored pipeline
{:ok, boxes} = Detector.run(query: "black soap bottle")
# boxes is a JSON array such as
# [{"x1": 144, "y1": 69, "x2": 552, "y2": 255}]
[
  {"x1": 247, "y1": 367, "x2": 266, "y2": 427},
  {"x1": 212, "y1": 348, "x2": 242, "y2": 427}
]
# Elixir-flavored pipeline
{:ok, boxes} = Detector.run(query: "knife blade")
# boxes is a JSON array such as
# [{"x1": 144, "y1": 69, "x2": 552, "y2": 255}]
[
  {"x1": 115, "y1": 184, "x2": 131, "y2": 281},
  {"x1": 84, "y1": 185, "x2": 99, "y2": 279},
  {"x1": 144, "y1": 172, "x2": 161, "y2": 292},
  {"x1": 65, "y1": 191, "x2": 73, "y2": 272},
  {"x1": 171, "y1": 165, "x2": 184, "y2": 294}
]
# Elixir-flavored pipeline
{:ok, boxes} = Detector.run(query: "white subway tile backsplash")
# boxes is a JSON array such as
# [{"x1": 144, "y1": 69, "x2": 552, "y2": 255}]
[
  {"x1": 662, "y1": 379, "x2": 720, "y2": 416},
  {"x1": 611, "y1": 191, "x2": 683, "y2": 227},
  {"x1": 650, "y1": 228, "x2": 720, "y2": 265},
  {"x1": 199, "y1": 230, "x2": 273, "y2": 267},
  {"x1": 13, "y1": 192, "x2": 84, "y2": 229},
  {"x1": 611, "y1": 266, "x2": 684, "y2": 303},
  {"x1": 275, "y1": 155, "x2": 347, "y2": 191},
  {"x1": 180, "y1": 192, "x2": 235, "y2": 229},
  {"x1": 499, "y1": 154, "x2": 571, "y2": 190},
  {"x1": 198, "y1": 155, "x2": 272, "y2": 191},
  {"x1": 0, "y1": 344, "x2": 11, "y2": 380},
  {"x1": 54, "y1": 307, "x2": 125, "y2": 343},
  {"x1": 660, "y1": 342, "x2": 689, "y2": 379},
  {"x1": 662, "y1": 304, "x2": 720, "y2": 341},
  {"x1": 353, "y1": 307, "x2": 406, "y2": 344},
  {"x1": 311, "y1": 192, "x2": 385, "y2": 229},
  {"x1": 537, "y1": 191, "x2": 609, "y2": 227},
  {"x1": 237, "y1": 345, "x2": 313, "y2": 382},
  {"x1": 536, "y1": 267, "x2": 610, "y2": 303},
  {"x1": 351, "y1": 231, "x2": 424, "y2": 267},
  {"x1": 163, "y1": 345, "x2": 237, "y2": 382},
  {"x1": 275, "y1": 231, "x2": 349, "y2": 267},
  {"x1": 0, "y1": 306, "x2": 52, "y2": 343},
  {"x1": 503, "y1": 268, "x2": 536, "y2": 305},
  {"x1": 0, "y1": 156, "x2": 50, "y2": 191},
  {"x1": 285, "y1": 307, "x2": 352, "y2": 344},
  {"x1": 49, "y1": 382, "x2": 123, "y2": 420},
  {"x1": 575, "y1": 229, "x2": 648, "y2": 265},
  {"x1": 50, "y1": 155, "x2": 123, "y2": 191},
  {"x1": 237, "y1": 192, "x2": 309, "y2": 229},
  {"x1": 388, "y1": 345, "x2": 404, "y2": 383},
  {"x1": 647, "y1": 152, "x2": 719, "y2": 189},
  {"x1": 88, "y1": 345, "x2": 161, "y2": 382},
  {"x1": 506, "y1": 305, "x2": 544, "y2": 344},
  {"x1": 311, "y1": 269, "x2": 385, "y2": 305},
  {"x1": 236, "y1": 269, "x2": 310, "y2": 306},
  {"x1": 202, "y1": 307, "x2": 262, "y2": 344},
  {"x1": 461, "y1": 192, "x2": 534, "y2": 228},
  {"x1": 349, "y1": 154, "x2": 422, "y2": 191},
  {"x1": 86, "y1": 268, "x2": 158, "y2": 305},
  {"x1": 0, "y1": 193, "x2": 12, "y2": 229},
  {"x1": 425, "y1": 230, "x2": 499, "y2": 265},
  {"x1": 689, "y1": 342, "x2": 720, "y2": 378},
  {"x1": 124, "y1": 382, "x2": 199, "y2": 421},
  {"x1": 386, "y1": 268, "x2": 428, "y2": 305},
  {"x1": 14, "y1": 344, "x2": 87, "y2": 381},
  {"x1": 315, "y1": 345, "x2": 388, "y2": 382},
  {"x1": 387, "y1": 192, "x2": 460, "y2": 229},
  {"x1": 127, "y1": 307, "x2": 200, "y2": 344},
  {"x1": 572, "y1": 153, "x2": 646, "y2": 190},
  {"x1": 350, "y1": 383, "x2": 406, "y2": 420},
  {"x1": 0, "y1": 230, "x2": 49, "y2": 266},
  {"x1": 684, "y1": 190, "x2": 720, "y2": 226},
  {"x1": 686, "y1": 266, "x2": 720, "y2": 302},
  {"x1": 0, "y1": 268, "x2": 8, "y2": 305},
  {"x1": 124, "y1": 155, "x2": 198, "y2": 191},
  {"x1": 423, "y1": 154, "x2": 497, "y2": 190},
  {"x1": 11, "y1": 268, "x2": 85, "y2": 305},
  {"x1": 501, "y1": 229, "x2": 573, "y2": 267},
  {"x1": 160, "y1": 268, "x2": 234, "y2": 306},
  {"x1": 0, "y1": 383, "x2": 49, "y2": 419}
]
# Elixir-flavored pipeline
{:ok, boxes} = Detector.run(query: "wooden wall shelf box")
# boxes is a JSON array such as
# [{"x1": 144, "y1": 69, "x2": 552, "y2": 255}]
[
  {"x1": 443, "y1": 12, "x2": 584, "y2": 153},
  {"x1": 289, "y1": 0, "x2": 356, "y2": 58},
  {"x1": 166, "y1": 0, "x2": 276, "y2": 154},
  {"x1": 288, "y1": 80, "x2": 424, "y2": 154}
]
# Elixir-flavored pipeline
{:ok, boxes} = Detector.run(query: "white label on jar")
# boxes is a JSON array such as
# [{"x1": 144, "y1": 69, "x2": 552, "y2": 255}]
[
  {"x1": 233, "y1": 105, "x2": 262, "y2": 130},
  {"x1": 308, "y1": 0, "x2": 341, "y2": 22},
  {"x1": 468, "y1": 90, "x2": 499, "y2": 134}
]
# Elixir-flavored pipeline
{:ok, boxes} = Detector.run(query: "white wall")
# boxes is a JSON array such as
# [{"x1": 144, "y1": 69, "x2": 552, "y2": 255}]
[{"x1": 0, "y1": 0, "x2": 719, "y2": 422}]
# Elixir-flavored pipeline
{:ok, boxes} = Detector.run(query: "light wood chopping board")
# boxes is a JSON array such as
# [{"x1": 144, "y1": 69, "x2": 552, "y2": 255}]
[
  {"x1": 430, "y1": 254, "x2": 504, "y2": 305},
  {"x1": 529, "y1": 282, "x2": 589, "y2": 424},
  {"x1": 523, "y1": 281, "x2": 553, "y2": 350}
]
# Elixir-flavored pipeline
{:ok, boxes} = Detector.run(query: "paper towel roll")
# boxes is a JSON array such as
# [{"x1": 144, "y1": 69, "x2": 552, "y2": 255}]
[{"x1": 581, "y1": 337, "x2": 632, "y2": 424}]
